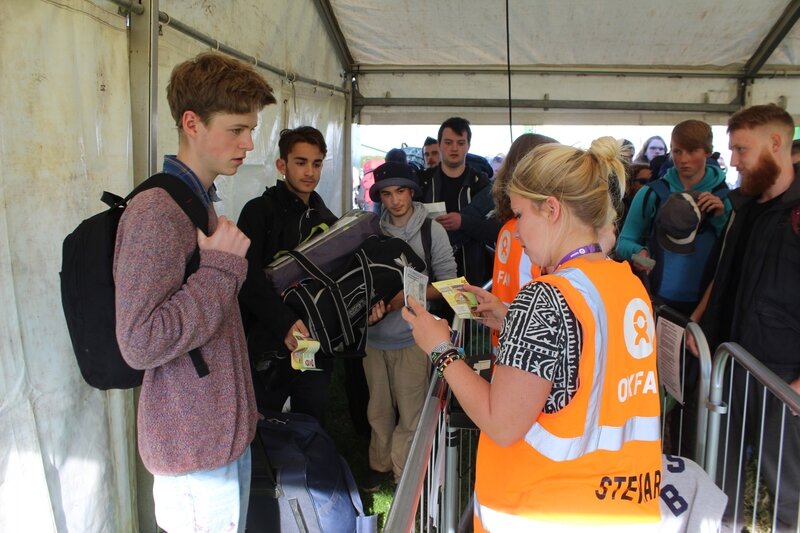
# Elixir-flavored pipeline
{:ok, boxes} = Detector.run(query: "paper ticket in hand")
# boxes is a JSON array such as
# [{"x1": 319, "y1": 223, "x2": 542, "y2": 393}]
[
  {"x1": 404, "y1": 266, "x2": 428, "y2": 308},
  {"x1": 291, "y1": 331, "x2": 322, "y2": 372},
  {"x1": 631, "y1": 254, "x2": 656, "y2": 269},
  {"x1": 423, "y1": 202, "x2": 446, "y2": 218},
  {"x1": 432, "y1": 277, "x2": 480, "y2": 319}
]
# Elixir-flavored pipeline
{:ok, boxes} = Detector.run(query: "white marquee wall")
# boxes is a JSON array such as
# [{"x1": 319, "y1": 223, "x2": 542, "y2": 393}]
[
  {"x1": 1, "y1": 1, "x2": 348, "y2": 530},
  {"x1": 2, "y1": 0, "x2": 798, "y2": 530}
]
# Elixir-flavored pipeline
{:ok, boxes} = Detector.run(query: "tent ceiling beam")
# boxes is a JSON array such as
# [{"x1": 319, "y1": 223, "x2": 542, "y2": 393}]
[
  {"x1": 143, "y1": 10, "x2": 349, "y2": 94},
  {"x1": 311, "y1": 0, "x2": 355, "y2": 70},
  {"x1": 353, "y1": 97, "x2": 740, "y2": 115},
  {"x1": 353, "y1": 64, "x2": 800, "y2": 79},
  {"x1": 743, "y1": 0, "x2": 800, "y2": 78}
]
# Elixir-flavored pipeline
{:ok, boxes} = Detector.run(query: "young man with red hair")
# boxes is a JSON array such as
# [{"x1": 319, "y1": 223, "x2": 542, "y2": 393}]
[{"x1": 693, "y1": 104, "x2": 800, "y2": 531}]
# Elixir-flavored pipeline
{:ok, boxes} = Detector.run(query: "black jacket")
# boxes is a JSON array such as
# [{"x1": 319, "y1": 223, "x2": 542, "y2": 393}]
[
  {"x1": 237, "y1": 180, "x2": 337, "y2": 358},
  {"x1": 419, "y1": 165, "x2": 493, "y2": 284},
  {"x1": 702, "y1": 167, "x2": 800, "y2": 372}
]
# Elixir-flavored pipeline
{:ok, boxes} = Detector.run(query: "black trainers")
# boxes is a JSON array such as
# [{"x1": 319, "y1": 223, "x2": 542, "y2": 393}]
[{"x1": 361, "y1": 469, "x2": 391, "y2": 493}]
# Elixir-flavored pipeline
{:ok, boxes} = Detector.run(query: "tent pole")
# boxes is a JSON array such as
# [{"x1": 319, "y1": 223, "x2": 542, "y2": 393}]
[
  {"x1": 128, "y1": 1, "x2": 160, "y2": 529},
  {"x1": 128, "y1": 0, "x2": 159, "y2": 184},
  {"x1": 504, "y1": 0, "x2": 513, "y2": 142},
  {"x1": 343, "y1": 78, "x2": 354, "y2": 215}
]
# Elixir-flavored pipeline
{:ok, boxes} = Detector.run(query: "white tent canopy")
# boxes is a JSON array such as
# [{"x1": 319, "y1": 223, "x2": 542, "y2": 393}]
[
  {"x1": 1, "y1": 0, "x2": 798, "y2": 530},
  {"x1": 334, "y1": 0, "x2": 800, "y2": 125}
]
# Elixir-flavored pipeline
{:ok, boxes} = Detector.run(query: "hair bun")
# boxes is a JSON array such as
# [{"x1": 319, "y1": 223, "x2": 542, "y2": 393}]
[{"x1": 588, "y1": 136, "x2": 622, "y2": 164}]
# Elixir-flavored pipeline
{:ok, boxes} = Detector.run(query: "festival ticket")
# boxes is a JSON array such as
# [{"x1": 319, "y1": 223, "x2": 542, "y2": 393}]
[
  {"x1": 404, "y1": 266, "x2": 428, "y2": 309},
  {"x1": 423, "y1": 202, "x2": 446, "y2": 218},
  {"x1": 432, "y1": 277, "x2": 480, "y2": 319},
  {"x1": 291, "y1": 331, "x2": 322, "y2": 372}
]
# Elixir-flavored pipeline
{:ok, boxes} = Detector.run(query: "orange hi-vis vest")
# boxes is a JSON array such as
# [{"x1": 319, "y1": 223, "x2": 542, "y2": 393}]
[
  {"x1": 491, "y1": 219, "x2": 541, "y2": 347},
  {"x1": 475, "y1": 258, "x2": 662, "y2": 530}
]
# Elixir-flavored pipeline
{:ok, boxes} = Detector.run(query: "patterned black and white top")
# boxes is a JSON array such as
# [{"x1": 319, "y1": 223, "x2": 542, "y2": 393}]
[{"x1": 497, "y1": 281, "x2": 583, "y2": 413}]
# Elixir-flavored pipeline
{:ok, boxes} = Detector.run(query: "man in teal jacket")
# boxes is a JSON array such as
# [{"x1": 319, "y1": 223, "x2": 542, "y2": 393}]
[{"x1": 618, "y1": 120, "x2": 732, "y2": 316}]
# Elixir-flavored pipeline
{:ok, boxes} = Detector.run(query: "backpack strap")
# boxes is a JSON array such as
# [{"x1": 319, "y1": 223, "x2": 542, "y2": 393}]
[
  {"x1": 420, "y1": 218, "x2": 433, "y2": 280},
  {"x1": 711, "y1": 180, "x2": 730, "y2": 199},
  {"x1": 126, "y1": 173, "x2": 211, "y2": 378},
  {"x1": 641, "y1": 178, "x2": 671, "y2": 239}
]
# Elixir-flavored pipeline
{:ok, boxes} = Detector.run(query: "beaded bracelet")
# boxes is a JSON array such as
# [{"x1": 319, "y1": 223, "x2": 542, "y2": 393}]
[
  {"x1": 439, "y1": 353, "x2": 461, "y2": 373},
  {"x1": 432, "y1": 347, "x2": 465, "y2": 377},
  {"x1": 432, "y1": 347, "x2": 459, "y2": 369}
]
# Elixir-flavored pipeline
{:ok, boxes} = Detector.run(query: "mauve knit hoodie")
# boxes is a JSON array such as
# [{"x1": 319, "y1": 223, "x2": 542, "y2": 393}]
[{"x1": 113, "y1": 188, "x2": 257, "y2": 476}]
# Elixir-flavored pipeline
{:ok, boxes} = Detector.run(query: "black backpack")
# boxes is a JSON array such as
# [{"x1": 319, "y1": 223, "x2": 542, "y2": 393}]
[
  {"x1": 281, "y1": 235, "x2": 426, "y2": 358},
  {"x1": 60, "y1": 173, "x2": 210, "y2": 390}
]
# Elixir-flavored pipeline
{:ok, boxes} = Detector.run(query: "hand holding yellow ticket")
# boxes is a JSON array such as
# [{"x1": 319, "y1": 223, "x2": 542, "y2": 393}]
[{"x1": 291, "y1": 331, "x2": 322, "y2": 372}]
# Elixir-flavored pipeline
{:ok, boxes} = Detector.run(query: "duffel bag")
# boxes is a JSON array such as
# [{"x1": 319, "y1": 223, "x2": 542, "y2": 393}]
[{"x1": 282, "y1": 234, "x2": 426, "y2": 358}]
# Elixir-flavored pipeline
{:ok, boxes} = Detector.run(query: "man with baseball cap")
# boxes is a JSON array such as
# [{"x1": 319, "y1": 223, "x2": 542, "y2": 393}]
[{"x1": 360, "y1": 161, "x2": 456, "y2": 491}]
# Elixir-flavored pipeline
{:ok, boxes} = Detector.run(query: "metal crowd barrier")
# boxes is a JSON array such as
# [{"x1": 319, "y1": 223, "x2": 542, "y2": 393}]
[
  {"x1": 383, "y1": 372, "x2": 447, "y2": 533},
  {"x1": 705, "y1": 342, "x2": 800, "y2": 532},
  {"x1": 384, "y1": 315, "x2": 491, "y2": 533},
  {"x1": 653, "y1": 304, "x2": 713, "y2": 467}
]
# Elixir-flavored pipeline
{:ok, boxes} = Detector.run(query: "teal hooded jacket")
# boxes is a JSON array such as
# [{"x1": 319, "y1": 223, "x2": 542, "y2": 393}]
[{"x1": 617, "y1": 164, "x2": 732, "y2": 260}]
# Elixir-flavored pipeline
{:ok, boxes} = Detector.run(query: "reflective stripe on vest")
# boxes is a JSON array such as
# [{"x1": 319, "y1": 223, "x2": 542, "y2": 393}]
[
  {"x1": 474, "y1": 493, "x2": 663, "y2": 533},
  {"x1": 523, "y1": 267, "x2": 660, "y2": 462}
]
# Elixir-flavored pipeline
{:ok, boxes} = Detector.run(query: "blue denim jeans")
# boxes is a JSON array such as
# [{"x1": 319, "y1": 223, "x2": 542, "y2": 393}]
[{"x1": 152, "y1": 447, "x2": 251, "y2": 533}]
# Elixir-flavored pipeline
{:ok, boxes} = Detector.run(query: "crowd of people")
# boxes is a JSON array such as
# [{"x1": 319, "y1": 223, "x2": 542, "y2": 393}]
[{"x1": 112, "y1": 50, "x2": 800, "y2": 531}]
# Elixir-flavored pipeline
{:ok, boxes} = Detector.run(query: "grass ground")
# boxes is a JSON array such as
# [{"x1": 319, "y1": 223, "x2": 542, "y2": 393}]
[{"x1": 741, "y1": 459, "x2": 774, "y2": 532}]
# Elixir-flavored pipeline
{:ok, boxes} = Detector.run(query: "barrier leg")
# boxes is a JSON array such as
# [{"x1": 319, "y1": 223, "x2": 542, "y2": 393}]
[{"x1": 443, "y1": 426, "x2": 458, "y2": 533}]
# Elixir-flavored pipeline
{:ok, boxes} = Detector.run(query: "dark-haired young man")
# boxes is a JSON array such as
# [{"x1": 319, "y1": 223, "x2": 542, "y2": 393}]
[
  {"x1": 423, "y1": 136, "x2": 440, "y2": 169},
  {"x1": 361, "y1": 162, "x2": 456, "y2": 490},
  {"x1": 114, "y1": 52, "x2": 275, "y2": 532},
  {"x1": 238, "y1": 126, "x2": 338, "y2": 424},
  {"x1": 691, "y1": 104, "x2": 800, "y2": 531},
  {"x1": 419, "y1": 117, "x2": 493, "y2": 284}
]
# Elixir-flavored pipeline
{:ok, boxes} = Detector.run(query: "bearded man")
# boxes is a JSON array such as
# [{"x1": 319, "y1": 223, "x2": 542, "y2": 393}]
[{"x1": 691, "y1": 104, "x2": 800, "y2": 531}]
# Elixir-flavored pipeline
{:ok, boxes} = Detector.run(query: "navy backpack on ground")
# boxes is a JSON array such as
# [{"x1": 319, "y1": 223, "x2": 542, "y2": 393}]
[
  {"x1": 247, "y1": 412, "x2": 377, "y2": 533},
  {"x1": 60, "y1": 173, "x2": 209, "y2": 389}
]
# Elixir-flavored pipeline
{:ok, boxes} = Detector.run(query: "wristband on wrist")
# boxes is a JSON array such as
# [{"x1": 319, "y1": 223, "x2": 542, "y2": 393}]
[{"x1": 430, "y1": 341, "x2": 456, "y2": 364}]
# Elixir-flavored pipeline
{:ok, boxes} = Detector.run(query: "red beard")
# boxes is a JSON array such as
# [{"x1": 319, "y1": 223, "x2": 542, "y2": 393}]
[{"x1": 740, "y1": 151, "x2": 779, "y2": 197}]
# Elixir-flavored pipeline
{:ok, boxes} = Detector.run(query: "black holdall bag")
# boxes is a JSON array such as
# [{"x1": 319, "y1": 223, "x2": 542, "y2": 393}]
[
  {"x1": 281, "y1": 234, "x2": 426, "y2": 358},
  {"x1": 266, "y1": 209, "x2": 383, "y2": 294},
  {"x1": 60, "y1": 173, "x2": 210, "y2": 390}
]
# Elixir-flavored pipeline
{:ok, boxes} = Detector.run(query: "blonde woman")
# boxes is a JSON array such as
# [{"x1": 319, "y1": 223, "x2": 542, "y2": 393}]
[{"x1": 402, "y1": 137, "x2": 662, "y2": 531}]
